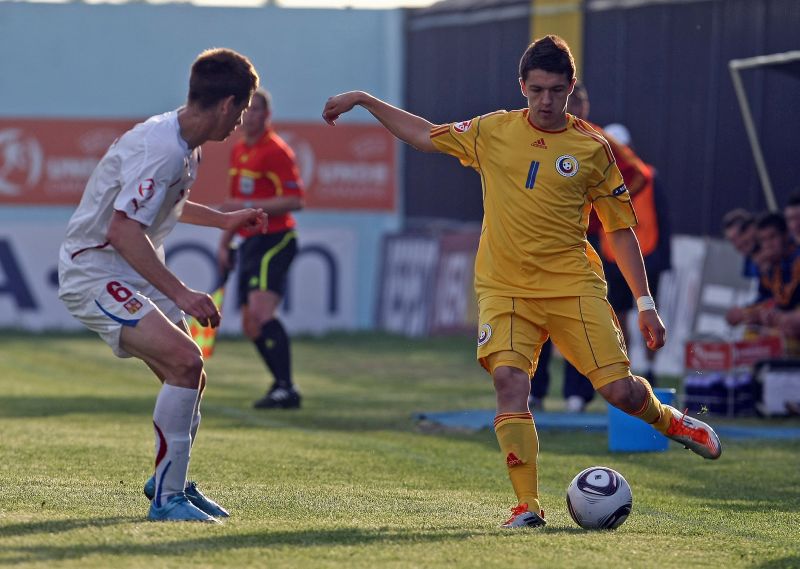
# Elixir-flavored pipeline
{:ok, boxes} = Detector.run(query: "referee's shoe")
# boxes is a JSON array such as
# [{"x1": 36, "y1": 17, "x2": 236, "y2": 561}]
[{"x1": 253, "y1": 385, "x2": 302, "y2": 409}]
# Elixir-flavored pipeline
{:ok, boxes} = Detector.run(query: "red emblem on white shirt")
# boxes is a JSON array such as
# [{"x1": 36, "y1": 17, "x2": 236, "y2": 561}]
[{"x1": 138, "y1": 178, "x2": 155, "y2": 200}]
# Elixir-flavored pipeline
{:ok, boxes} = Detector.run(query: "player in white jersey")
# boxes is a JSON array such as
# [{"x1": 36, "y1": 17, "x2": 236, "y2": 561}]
[{"x1": 58, "y1": 48, "x2": 261, "y2": 523}]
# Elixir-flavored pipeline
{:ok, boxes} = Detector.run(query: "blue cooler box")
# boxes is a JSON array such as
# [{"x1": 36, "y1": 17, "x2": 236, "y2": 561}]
[{"x1": 608, "y1": 388, "x2": 675, "y2": 452}]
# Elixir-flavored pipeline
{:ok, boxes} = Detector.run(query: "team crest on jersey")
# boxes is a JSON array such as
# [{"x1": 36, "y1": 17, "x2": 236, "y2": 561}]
[
  {"x1": 555, "y1": 155, "x2": 579, "y2": 177},
  {"x1": 138, "y1": 178, "x2": 155, "y2": 200},
  {"x1": 123, "y1": 298, "x2": 143, "y2": 314},
  {"x1": 477, "y1": 323, "x2": 492, "y2": 347},
  {"x1": 453, "y1": 120, "x2": 473, "y2": 133}
]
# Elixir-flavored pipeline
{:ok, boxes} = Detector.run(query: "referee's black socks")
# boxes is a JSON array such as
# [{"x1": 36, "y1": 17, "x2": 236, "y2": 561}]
[{"x1": 254, "y1": 319, "x2": 293, "y2": 390}]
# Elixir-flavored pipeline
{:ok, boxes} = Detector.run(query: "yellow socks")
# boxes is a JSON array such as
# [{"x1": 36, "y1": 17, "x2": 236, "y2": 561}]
[
  {"x1": 494, "y1": 412, "x2": 540, "y2": 512},
  {"x1": 631, "y1": 376, "x2": 671, "y2": 433}
]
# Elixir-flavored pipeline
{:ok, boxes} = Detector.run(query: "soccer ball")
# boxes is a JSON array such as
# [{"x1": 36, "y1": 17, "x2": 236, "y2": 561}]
[{"x1": 566, "y1": 466, "x2": 633, "y2": 530}]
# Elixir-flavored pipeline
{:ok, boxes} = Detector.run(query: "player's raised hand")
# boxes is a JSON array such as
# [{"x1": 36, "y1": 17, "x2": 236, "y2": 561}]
[
  {"x1": 322, "y1": 91, "x2": 364, "y2": 126},
  {"x1": 177, "y1": 288, "x2": 221, "y2": 328},
  {"x1": 638, "y1": 309, "x2": 666, "y2": 350},
  {"x1": 225, "y1": 208, "x2": 268, "y2": 234}
]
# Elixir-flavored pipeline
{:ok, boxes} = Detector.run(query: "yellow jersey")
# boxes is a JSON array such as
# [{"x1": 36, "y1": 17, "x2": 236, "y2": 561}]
[{"x1": 430, "y1": 110, "x2": 636, "y2": 301}]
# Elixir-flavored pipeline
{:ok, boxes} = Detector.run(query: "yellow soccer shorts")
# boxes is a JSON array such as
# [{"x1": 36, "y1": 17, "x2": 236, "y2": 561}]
[{"x1": 476, "y1": 296, "x2": 631, "y2": 390}]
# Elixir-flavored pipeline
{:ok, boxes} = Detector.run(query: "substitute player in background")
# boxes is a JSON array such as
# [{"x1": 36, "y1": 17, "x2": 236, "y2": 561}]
[
  {"x1": 218, "y1": 88, "x2": 305, "y2": 409},
  {"x1": 323, "y1": 34, "x2": 721, "y2": 529},
  {"x1": 58, "y1": 48, "x2": 263, "y2": 523}
]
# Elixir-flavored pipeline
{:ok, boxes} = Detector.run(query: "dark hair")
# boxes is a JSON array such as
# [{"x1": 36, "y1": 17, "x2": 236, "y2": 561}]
[
  {"x1": 756, "y1": 211, "x2": 787, "y2": 234},
  {"x1": 722, "y1": 208, "x2": 754, "y2": 232},
  {"x1": 786, "y1": 189, "x2": 800, "y2": 208},
  {"x1": 251, "y1": 88, "x2": 272, "y2": 114},
  {"x1": 188, "y1": 48, "x2": 259, "y2": 109},
  {"x1": 519, "y1": 35, "x2": 576, "y2": 83}
]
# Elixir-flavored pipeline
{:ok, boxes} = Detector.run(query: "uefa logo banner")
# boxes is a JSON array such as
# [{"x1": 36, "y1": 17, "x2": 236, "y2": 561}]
[{"x1": 0, "y1": 128, "x2": 44, "y2": 197}]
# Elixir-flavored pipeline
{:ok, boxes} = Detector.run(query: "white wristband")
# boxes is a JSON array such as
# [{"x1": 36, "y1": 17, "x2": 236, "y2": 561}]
[{"x1": 637, "y1": 296, "x2": 656, "y2": 312}]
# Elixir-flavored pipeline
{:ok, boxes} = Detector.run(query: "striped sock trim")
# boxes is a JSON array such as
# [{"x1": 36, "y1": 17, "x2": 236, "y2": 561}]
[
  {"x1": 494, "y1": 412, "x2": 533, "y2": 429},
  {"x1": 630, "y1": 378, "x2": 663, "y2": 425}
]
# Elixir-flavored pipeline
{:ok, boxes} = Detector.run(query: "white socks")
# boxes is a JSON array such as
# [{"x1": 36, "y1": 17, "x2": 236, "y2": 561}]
[
  {"x1": 190, "y1": 392, "x2": 202, "y2": 445},
  {"x1": 152, "y1": 384, "x2": 199, "y2": 506}
]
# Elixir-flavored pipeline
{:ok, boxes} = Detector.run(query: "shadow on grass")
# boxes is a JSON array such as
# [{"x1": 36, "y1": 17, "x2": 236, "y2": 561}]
[
  {"x1": 0, "y1": 522, "x2": 474, "y2": 564},
  {"x1": 0, "y1": 516, "x2": 135, "y2": 538},
  {"x1": 753, "y1": 556, "x2": 800, "y2": 569},
  {"x1": 199, "y1": 398, "x2": 475, "y2": 434},
  {"x1": 0, "y1": 392, "x2": 481, "y2": 435},
  {"x1": 0, "y1": 395, "x2": 153, "y2": 418}
]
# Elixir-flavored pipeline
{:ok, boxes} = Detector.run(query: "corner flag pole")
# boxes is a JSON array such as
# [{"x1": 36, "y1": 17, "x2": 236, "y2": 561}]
[{"x1": 188, "y1": 261, "x2": 233, "y2": 359}]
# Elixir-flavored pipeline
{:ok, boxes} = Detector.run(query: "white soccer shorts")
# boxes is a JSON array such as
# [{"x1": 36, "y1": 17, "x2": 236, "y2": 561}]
[{"x1": 59, "y1": 252, "x2": 183, "y2": 358}]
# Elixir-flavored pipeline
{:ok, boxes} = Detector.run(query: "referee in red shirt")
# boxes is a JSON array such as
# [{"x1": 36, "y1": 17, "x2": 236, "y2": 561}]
[{"x1": 219, "y1": 88, "x2": 305, "y2": 409}]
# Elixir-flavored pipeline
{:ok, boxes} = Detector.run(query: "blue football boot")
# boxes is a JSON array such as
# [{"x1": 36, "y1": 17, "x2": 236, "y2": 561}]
[
  {"x1": 144, "y1": 475, "x2": 155, "y2": 500},
  {"x1": 184, "y1": 481, "x2": 230, "y2": 518},
  {"x1": 144, "y1": 476, "x2": 230, "y2": 518},
  {"x1": 147, "y1": 492, "x2": 219, "y2": 523}
]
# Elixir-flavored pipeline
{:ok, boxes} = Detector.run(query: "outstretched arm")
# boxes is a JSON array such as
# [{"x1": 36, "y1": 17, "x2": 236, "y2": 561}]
[
  {"x1": 219, "y1": 195, "x2": 303, "y2": 215},
  {"x1": 181, "y1": 201, "x2": 267, "y2": 275},
  {"x1": 606, "y1": 227, "x2": 666, "y2": 350},
  {"x1": 180, "y1": 201, "x2": 267, "y2": 233},
  {"x1": 322, "y1": 91, "x2": 439, "y2": 153}
]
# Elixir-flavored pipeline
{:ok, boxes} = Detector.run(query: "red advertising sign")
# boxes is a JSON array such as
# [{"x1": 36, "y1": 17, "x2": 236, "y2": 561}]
[
  {"x1": 731, "y1": 336, "x2": 783, "y2": 367},
  {"x1": 0, "y1": 118, "x2": 135, "y2": 204},
  {"x1": 685, "y1": 336, "x2": 784, "y2": 370},
  {"x1": 0, "y1": 118, "x2": 396, "y2": 211},
  {"x1": 684, "y1": 341, "x2": 732, "y2": 371}
]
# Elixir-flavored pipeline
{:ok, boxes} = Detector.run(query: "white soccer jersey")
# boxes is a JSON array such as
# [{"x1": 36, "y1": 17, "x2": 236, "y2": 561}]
[{"x1": 59, "y1": 110, "x2": 198, "y2": 281}]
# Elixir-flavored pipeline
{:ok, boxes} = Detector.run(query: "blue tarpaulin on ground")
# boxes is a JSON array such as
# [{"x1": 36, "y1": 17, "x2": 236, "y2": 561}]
[{"x1": 415, "y1": 410, "x2": 800, "y2": 440}]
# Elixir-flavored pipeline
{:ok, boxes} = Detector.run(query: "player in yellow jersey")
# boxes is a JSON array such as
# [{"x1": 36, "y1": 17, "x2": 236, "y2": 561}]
[{"x1": 322, "y1": 34, "x2": 721, "y2": 528}]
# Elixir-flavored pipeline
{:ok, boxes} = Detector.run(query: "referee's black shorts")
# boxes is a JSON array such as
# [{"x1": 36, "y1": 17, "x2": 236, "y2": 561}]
[{"x1": 236, "y1": 230, "x2": 298, "y2": 307}]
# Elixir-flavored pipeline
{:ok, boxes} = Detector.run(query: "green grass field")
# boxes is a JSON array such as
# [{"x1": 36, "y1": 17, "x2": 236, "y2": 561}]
[{"x1": 1, "y1": 332, "x2": 798, "y2": 568}]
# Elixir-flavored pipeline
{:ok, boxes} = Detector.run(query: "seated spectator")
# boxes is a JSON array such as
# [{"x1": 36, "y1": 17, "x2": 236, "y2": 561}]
[
  {"x1": 722, "y1": 208, "x2": 760, "y2": 278},
  {"x1": 784, "y1": 190, "x2": 800, "y2": 245},
  {"x1": 764, "y1": 301, "x2": 800, "y2": 358},
  {"x1": 726, "y1": 212, "x2": 800, "y2": 334}
]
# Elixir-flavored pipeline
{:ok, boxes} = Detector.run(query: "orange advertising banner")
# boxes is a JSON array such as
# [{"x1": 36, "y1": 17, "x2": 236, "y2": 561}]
[{"x1": 0, "y1": 118, "x2": 396, "y2": 211}]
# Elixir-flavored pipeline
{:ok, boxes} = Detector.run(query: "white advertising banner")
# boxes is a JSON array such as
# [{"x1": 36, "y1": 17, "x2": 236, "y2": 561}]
[
  {"x1": 0, "y1": 222, "x2": 70, "y2": 331},
  {"x1": 167, "y1": 224, "x2": 360, "y2": 335},
  {"x1": 0, "y1": 218, "x2": 361, "y2": 335}
]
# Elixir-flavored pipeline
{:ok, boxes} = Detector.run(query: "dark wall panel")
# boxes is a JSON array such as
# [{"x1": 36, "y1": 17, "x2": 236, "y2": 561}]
[{"x1": 404, "y1": 4, "x2": 531, "y2": 222}]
